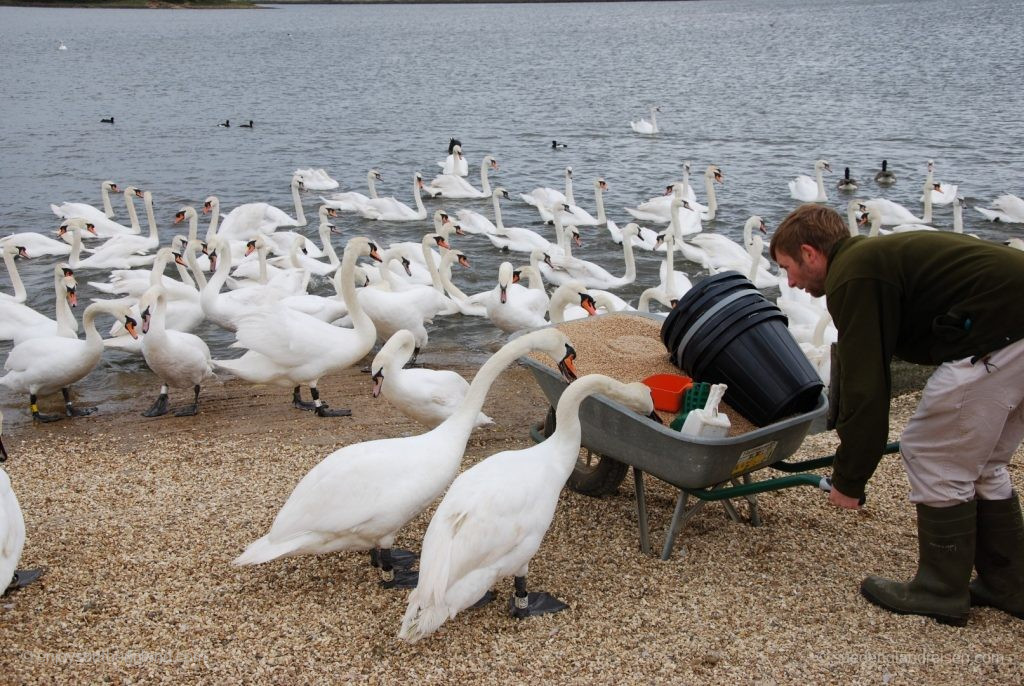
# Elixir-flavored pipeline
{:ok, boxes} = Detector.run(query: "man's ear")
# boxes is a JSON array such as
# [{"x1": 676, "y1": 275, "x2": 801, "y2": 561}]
[{"x1": 800, "y1": 243, "x2": 823, "y2": 264}]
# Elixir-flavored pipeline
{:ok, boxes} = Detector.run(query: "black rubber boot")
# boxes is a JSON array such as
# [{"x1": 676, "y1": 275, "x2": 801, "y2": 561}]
[
  {"x1": 860, "y1": 501, "x2": 976, "y2": 627},
  {"x1": 970, "y1": 492, "x2": 1024, "y2": 620}
]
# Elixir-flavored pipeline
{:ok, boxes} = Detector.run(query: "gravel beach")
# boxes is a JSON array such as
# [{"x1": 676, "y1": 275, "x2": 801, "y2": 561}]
[{"x1": 1, "y1": 356, "x2": 1022, "y2": 684}]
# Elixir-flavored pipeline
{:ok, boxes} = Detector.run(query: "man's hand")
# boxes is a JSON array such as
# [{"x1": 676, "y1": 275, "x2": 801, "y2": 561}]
[{"x1": 829, "y1": 486, "x2": 861, "y2": 510}]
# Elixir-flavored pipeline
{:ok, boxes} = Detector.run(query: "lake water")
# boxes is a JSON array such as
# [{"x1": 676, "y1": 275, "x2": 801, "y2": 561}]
[{"x1": 1, "y1": 0, "x2": 1022, "y2": 427}]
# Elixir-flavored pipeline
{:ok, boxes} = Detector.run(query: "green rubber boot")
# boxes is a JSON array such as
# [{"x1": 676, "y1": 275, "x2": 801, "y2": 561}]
[
  {"x1": 860, "y1": 501, "x2": 976, "y2": 627},
  {"x1": 969, "y1": 492, "x2": 1024, "y2": 620}
]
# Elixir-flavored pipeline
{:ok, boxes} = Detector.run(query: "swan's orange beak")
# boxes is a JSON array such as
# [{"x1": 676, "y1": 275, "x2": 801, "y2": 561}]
[
  {"x1": 581, "y1": 294, "x2": 598, "y2": 316},
  {"x1": 714, "y1": 171, "x2": 724, "y2": 183},
  {"x1": 208, "y1": 252, "x2": 218, "y2": 272},
  {"x1": 371, "y1": 370, "x2": 384, "y2": 398},
  {"x1": 87, "y1": 223, "x2": 98, "y2": 235},
  {"x1": 557, "y1": 345, "x2": 578, "y2": 383},
  {"x1": 437, "y1": 237, "x2": 451, "y2": 250},
  {"x1": 457, "y1": 254, "x2": 470, "y2": 269},
  {"x1": 202, "y1": 202, "x2": 211, "y2": 215},
  {"x1": 173, "y1": 211, "x2": 185, "y2": 224},
  {"x1": 17, "y1": 246, "x2": 29, "y2": 259},
  {"x1": 512, "y1": 270, "x2": 521, "y2": 284},
  {"x1": 573, "y1": 232, "x2": 583, "y2": 248},
  {"x1": 244, "y1": 241, "x2": 257, "y2": 257},
  {"x1": 759, "y1": 220, "x2": 767, "y2": 234},
  {"x1": 453, "y1": 224, "x2": 465, "y2": 236},
  {"x1": 368, "y1": 245, "x2": 383, "y2": 263},
  {"x1": 141, "y1": 307, "x2": 151, "y2": 335},
  {"x1": 66, "y1": 285, "x2": 77, "y2": 307},
  {"x1": 173, "y1": 252, "x2": 186, "y2": 267},
  {"x1": 124, "y1": 315, "x2": 138, "y2": 340}
]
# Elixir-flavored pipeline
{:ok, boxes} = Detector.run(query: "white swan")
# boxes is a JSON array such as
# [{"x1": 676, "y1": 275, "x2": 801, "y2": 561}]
[
  {"x1": 1, "y1": 418, "x2": 29, "y2": 593},
  {"x1": 625, "y1": 164, "x2": 720, "y2": 223},
  {"x1": 920, "y1": 160, "x2": 957, "y2": 206},
  {"x1": 398, "y1": 374, "x2": 652, "y2": 641},
  {"x1": 358, "y1": 172, "x2": 428, "y2": 221},
  {"x1": 630, "y1": 105, "x2": 660, "y2": 134},
  {"x1": 485, "y1": 189, "x2": 560, "y2": 254},
  {"x1": 231, "y1": 328, "x2": 579, "y2": 590},
  {"x1": 371, "y1": 329, "x2": 492, "y2": 429},
  {"x1": 269, "y1": 233, "x2": 339, "y2": 277},
  {"x1": 189, "y1": 237, "x2": 288, "y2": 332},
  {"x1": 278, "y1": 263, "x2": 351, "y2": 322},
  {"x1": 693, "y1": 216, "x2": 776, "y2": 288},
  {"x1": 87, "y1": 187, "x2": 160, "y2": 257},
  {"x1": 861, "y1": 186, "x2": 933, "y2": 227},
  {"x1": 63, "y1": 218, "x2": 155, "y2": 270},
  {"x1": 606, "y1": 219, "x2": 659, "y2": 251},
  {"x1": 138, "y1": 285, "x2": 216, "y2": 417},
  {"x1": 0, "y1": 264, "x2": 79, "y2": 344},
  {"x1": 227, "y1": 237, "x2": 308, "y2": 295},
  {"x1": 212, "y1": 236, "x2": 382, "y2": 416},
  {"x1": 319, "y1": 169, "x2": 382, "y2": 212},
  {"x1": 438, "y1": 144, "x2": 469, "y2": 177},
  {"x1": 50, "y1": 181, "x2": 132, "y2": 236},
  {"x1": 860, "y1": 207, "x2": 938, "y2": 236},
  {"x1": 789, "y1": 159, "x2": 831, "y2": 203},
  {"x1": 520, "y1": 167, "x2": 574, "y2": 211},
  {"x1": 545, "y1": 178, "x2": 608, "y2": 227},
  {"x1": 434, "y1": 250, "x2": 488, "y2": 317},
  {"x1": 426, "y1": 150, "x2": 498, "y2": 199},
  {"x1": 0, "y1": 229, "x2": 73, "y2": 257},
  {"x1": 0, "y1": 300, "x2": 136, "y2": 421},
  {"x1": 217, "y1": 174, "x2": 308, "y2": 241},
  {"x1": 976, "y1": 194, "x2": 1024, "y2": 223},
  {"x1": 639, "y1": 232, "x2": 692, "y2": 314},
  {"x1": 550, "y1": 221, "x2": 639, "y2": 290},
  {"x1": 292, "y1": 167, "x2": 339, "y2": 191},
  {"x1": 484, "y1": 262, "x2": 551, "y2": 333},
  {"x1": 454, "y1": 186, "x2": 504, "y2": 234},
  {"x1": 0, "y1": 244, "x2": 29, "y2": 303}
]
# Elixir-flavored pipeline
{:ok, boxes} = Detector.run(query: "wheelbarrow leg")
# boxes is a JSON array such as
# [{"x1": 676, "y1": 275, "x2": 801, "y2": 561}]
[
  {"x1": 742, "y1": 474, "x2": 762, "y2": 527},
  {"x1": 662, "y1": 492, "x2": 707, "y2": 561},
  {"x1": 633, "y1": 467, "x2": 651, "y2": 557}
]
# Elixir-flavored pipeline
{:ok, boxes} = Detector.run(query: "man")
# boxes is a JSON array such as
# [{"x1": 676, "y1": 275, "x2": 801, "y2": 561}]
[{"x1": 769, "y1": 203, "x2": 1024, "y2": 626}]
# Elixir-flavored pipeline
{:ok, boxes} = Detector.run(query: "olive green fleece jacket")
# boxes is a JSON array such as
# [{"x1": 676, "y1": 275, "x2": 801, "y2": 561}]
[{"x1": 825, "y1": 232, "x2": 1024, "y2": 499}]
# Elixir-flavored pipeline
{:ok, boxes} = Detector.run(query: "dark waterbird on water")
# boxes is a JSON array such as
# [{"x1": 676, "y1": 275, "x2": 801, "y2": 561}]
[
  {"x1": 552, "y1": 140, "x2": 567, "y2": 149},
  {"x1": 100, "y1": 117, "x2": 113, "y2": 124},
  {"x1": 218, "y1": 120, "x2": 230, "y2": 128},
  {"x1": 240, "y1": 120, "x2": 253, "y2": 128}
]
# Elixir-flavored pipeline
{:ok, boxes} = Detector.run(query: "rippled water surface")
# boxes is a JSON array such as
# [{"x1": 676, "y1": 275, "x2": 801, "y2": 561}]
[{"x1": 1, "y1": 0, "x2": 1022, "y2": 426}]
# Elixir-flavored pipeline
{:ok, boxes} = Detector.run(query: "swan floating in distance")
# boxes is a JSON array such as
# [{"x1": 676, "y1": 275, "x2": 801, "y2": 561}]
[
  {"x1": 426, "y1": 150, "x2": 498, "y2": 199},
  {"x1": 231, "y1": 328, "x2": 579, "y2": 590},
  {"x1": 358, "y1": 172, "x2": 428, "y2": 221},
  {"x1": 521, "y1": 166, "x2": 574, "y2": 213},
  {"x1": 371, "y1": 329, "x2": 492, "y2": 429},
  {"x1": 398, "y1": 374, "x2": 653, "y2": 642},
  {"x1": 438, "y1": 139, "x2": 469, "y2": 177},
  {"x1": 693, "y1": 216, "x2": 775, "y2": 289},
  {"x1": 485, "y1": 189, "x2": 561, "y2": 255},
  {"x1": 217, "y1": 173, "x2": 308, "y2": 240},
  {"x1": 212, "y1": 236, "x2": 382, "y2": 416},
  {"x1": 138, "y1": 285, "x2": 216, "y2": 417},
  {"x1": 58, "y1": 41, "x2": 67, "y2": 50},
  {"x1": 976, "y1": 193, "x2": 1024, "y2": 223},
  {"x1": 862, "y1": 172, "x2": 936, "y2": 226},
  {"x1": 630, "y1": 105, "x2": 660, "y2": 134},
  {"x1": 293, "y1": 168, "x2": 339, "y2": 191},
  {"x1": 920, "y1": 160, "x2": 957, "y2": 206},
  {"x1": 789, "y1": 159, "x2": 831, "y2": 203},
  {"x1": 837, "y1": 167, "x2": 858, "y2": 191},
  {"x1": 320, "y1": 169, "x2": 382, "y2": 212},
  {"x1": 51, "y1": 180, "x2": 134, "y2": 236},
  {"x1": 874, "y1": 159, "x2": 896, "y2": 185},
  {"x1": 1, "y1": 300, "x2": 137, "y2": 421},
  {"x1": 544, "y1": 178, "x2": 607, "y2": 227},
  {"x1": 625, "y1": 164, "x2": 720, "y2": 224}
]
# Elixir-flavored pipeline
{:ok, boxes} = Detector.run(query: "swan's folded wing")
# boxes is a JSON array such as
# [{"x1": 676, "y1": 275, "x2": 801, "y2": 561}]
[{"x1": 233, "y1": 305, "x2": 356, "y2": 365}]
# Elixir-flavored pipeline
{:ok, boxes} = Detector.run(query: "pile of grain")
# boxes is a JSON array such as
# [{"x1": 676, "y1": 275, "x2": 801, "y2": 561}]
[{"x1": 534, "y1": 314, "x2": 758, "y2": 435}]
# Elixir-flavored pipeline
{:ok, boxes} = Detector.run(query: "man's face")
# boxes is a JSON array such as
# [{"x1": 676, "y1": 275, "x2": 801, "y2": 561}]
[{"x1": 776, "y1": 245, "x2": 828, "y2": 298}]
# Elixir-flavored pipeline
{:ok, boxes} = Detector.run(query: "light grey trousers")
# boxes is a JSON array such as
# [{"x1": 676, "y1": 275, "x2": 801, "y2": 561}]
[{"x1": 900, "y1": 337, "x2": 1024, "y2": 507}]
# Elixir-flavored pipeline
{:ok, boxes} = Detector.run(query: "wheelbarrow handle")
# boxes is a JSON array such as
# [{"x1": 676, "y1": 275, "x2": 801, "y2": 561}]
[{"x1": 818, "y1": 476, "x2": 867, "y2": 506}]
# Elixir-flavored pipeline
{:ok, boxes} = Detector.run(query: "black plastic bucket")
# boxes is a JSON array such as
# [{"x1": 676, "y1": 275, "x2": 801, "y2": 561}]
[{"x1": 660, "y1": 271, "x2": 823, "y2": 426}]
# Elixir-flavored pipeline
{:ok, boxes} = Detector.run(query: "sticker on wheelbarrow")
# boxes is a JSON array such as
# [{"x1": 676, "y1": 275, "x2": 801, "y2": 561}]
[{"x1": 732, "y1": 441, "x2": 778, "y2": 476}]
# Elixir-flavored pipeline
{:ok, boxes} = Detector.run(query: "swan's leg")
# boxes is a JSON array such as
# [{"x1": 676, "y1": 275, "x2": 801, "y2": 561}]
[
  {"x1": 403, "y1": 346, "x2": 423, "y2": 368},
  {"x1": 4, "y1": 568, "x2": 44, "y2": 595},
  {"x1": 369, "y1": 547, "x2": 418, "y2": 571},
  {"x1": 142, "y1": 385, "x2": 170, "y2": 417},
  {"x1": 29, "y1": 394, "x2": 62, "y2": 423},
  {"x1": 174, "y1": 385, "x2": 201, "y2": 416},
  {"x1": 376, "y1": 547, "x2": 419, "y2": 589},
  {"x1": 508, "y1": 574, "x2": 568, "y2": 619},
  {"x1": 63, "y1": 388, "x2": 96, "y2": 417},
  {"x1": 291, "y1": 386, "x2": 317, "y2": 410},
  {"x1": 310, "y1": 384, "x2": 351, "y2": 418}
]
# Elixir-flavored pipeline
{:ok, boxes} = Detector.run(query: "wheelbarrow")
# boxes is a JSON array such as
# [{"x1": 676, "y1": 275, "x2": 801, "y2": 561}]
[{"x1": 522, "y1": 352, "x2": 898, "y2": 560}]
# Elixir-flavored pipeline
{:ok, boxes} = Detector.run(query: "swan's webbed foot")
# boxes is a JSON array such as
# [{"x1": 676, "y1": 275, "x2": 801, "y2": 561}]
[
  {"x1": 30, "y1": 395, "x2": 62, "y2": 423},
  {"x1": 4, "y1": 568, "x2": 45, "y2": 596},
  {"x1": 174, "y1": 385, "x2": 201, "y2": 416},
  {"x1": 142, "y1": 394, "x2": 170, "y2": 417},
  {"x1": 509, "y1": 576, "x2": 568, "y2": 619},
  {"x1": 291, "y1": 386, "x2": 317, "y2": 411},
  {"x1": 369, "y1": 548, "x2": 418, "y2": 571},
  {"x1": 62, "y1": 388, "x2": 96, "y2": 417},
  {"x1": 379, "y1": 567, "x2": 419, "y2": 589},
  {"x1": 470, "y1": 591, "x2": 496, "y2": 609},
  {"x1": 372, "y1": 547, "x2": 420, "y2": 588},
  {"x1": 315, "y1": 405, "x2": 352, "y2": 417}
]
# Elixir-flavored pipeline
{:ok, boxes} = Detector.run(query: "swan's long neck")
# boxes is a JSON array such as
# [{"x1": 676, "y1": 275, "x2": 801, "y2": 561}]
[
  {"x1": 101, "y1": 183, "x2": 115, "y2": 218},
  {"x1": 149, "y1": 251, "x2": 172, "y2": 287},
  {"x1": 551, "y1": 377, "x2": 611, "y2": 470},
  {"x1": 81, "y1": 303, "x2": 110, "y2": 350},
  {"x1": 339, "y1": 244, "x2": 375, "y2": 340},
  {"x1": 681, "y1": 165, "x2": 691, "y2": 201},
  {"x1": 868, "y1": 212, "x2": 882, "y2": 238},
  {"x1": 650, "y1": 107, "x2": 658, "y2": 132},
  {"x1": 595, "y1": 183, "x2": 606, "y2": 224},
  {"x1": 149, "y1": 294, "x2": 168, "y2": 342},
  {"x1": 69, "y1": 224, "x2": 84, "y2": 267},
  {"x1": 846, "y1": 203, "x2": 861, "y2": 236},
  {"x1": 367, "y1": 172, "x2": 379, "y2": 199},
  {"x1": 704, "y1": 174, "x2": 717, "y2": 220},
  {"x1": 669, "y1": 196, "x2": 682, "y2": 243},
  {"x1": 492, "y1": 191, "x2": 506, "y2": 231},
  {"x1": 257, "y1": 246, "x2": 270, "y2": 284},
  {"x1": 746, "y1": 236, "x2": 764, "y2": 282},
  {"x1": 291, "y1": 180, "x2": 307, "y2": 227},
  {"x1": 202, "y1": 240, "x2": 231, "y2": 306},
  {"x1": 815, "y1": 166, "x2": 826, "y2": 201},
  {"x1": 565, "y1": 172, "x2": 576, "y2": 206},
  {"x1": 421, "y1": 237, "x2": 445, "y2": 291},
  {"x1": 548, "y1": 287, "x2": 576, "y2": 324},
  {"x1": 438, "y1": 255, "x2": 468, "y2": 301},
  {"x1": 552, "y1": 211, "x2": 573, "y2": 258},
  {"x1": 52, "y1": 268, "x2": 77, "y2": 336},
  {"x1": 320, "y1": 225, "x2": 340, "y2": 266},
  {"x1": 2, "y1": 249, "x2": 26, "y2": 302},
  {"x1": 523, "y1": 264, "x2": 544, "y2": 290},
  {"x1": 288, "y1": 239, "x2": 303, "y2": 269},
  {"x1": 953, "y1": 200, "x2": 963, "y2": 233},
  {"x1": 410, "y1": 175, "x2": 426, "y2": 218},
  {"x1": 142, "y1": 192, "x2": 158, "y2": 241},
  {"x1": 124, "y1": 190, "x2": 142, "y2": 233},
  {"x1": 205, "y1": 200, "x2": 220, "y2": 242},
  {"x1": 922, "y1": 176, "x2": 933, "y2": 224},
  {"x1": 620, "y1": 231, "x2": 636, "y2": 282},
  {"x1": 185, "y1": 211, "x2": 199, "y2": 243},
  {"x1": 812, "y1": 313, "x2": 832, "y2": 347},
  {"x1": 183, "y1": 243, "x2": 208, "y2": 290},
  {"x1": 663, "y1": 235, "x2": 676, "y2": 292},
  {"x1": 479, "y1": 161, "x2": 492, "y2": 196}
]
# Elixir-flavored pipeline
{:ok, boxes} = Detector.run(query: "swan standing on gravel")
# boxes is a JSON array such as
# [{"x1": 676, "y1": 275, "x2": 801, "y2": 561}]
[
  {"x1": 630, "y1": 105, "x2": 660, "y2": 134},
  {"x1": 426, "y1": 150, "x2": 498, "y2": 199},
  {"x1": 1, "y1": 301, "x2": 137, "y2": 421},
  {"x1": 138, "y1": 285, "x2": 216, "y2": 417},
  {"x1": 320, "y1": 169, "x2": 382, "y2": 212},
  {"x1": 399, "y1": 374, "x2": 653, "y2": 642},
  {"x1": 358, "y1": 172, "x2": 428, "y2": 221},
  {"x1": 0, "y1": 264, "x2": 78, "y2": 344},
  {"x1": 371, "y1": 329, "x2": 492, "y2": 429},
  {"x1": 788, "y1": 159, "x2": 831, "y2": 203},
  {"x1": 212, "y1": 237, "x2": 382, "y2": 416},
  {"x1": 976, "y1": 194, "x2": 1024, "y2": 223},
  {"x1": 232, "y1": 328, "x2": 579, "y2": 589},
  {"x1": 1, "y1": 416, "x2": 41, "y2": 594}
]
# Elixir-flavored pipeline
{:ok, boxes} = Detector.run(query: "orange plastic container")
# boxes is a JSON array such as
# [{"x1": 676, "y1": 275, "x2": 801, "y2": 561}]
[{"x1": 641, "y1": 373, "x2": 693, "y2": 413}]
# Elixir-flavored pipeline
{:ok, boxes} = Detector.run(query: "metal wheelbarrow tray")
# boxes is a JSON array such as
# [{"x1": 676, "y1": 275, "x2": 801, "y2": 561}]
[{"x1": 522, "y1": 349, "x2": 847, "y2": 560}]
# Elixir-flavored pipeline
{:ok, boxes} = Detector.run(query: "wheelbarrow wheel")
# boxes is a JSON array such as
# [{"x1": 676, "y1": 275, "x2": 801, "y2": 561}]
[{"x1": 543, "y1": 407, "x2": 628, "y2": 497}]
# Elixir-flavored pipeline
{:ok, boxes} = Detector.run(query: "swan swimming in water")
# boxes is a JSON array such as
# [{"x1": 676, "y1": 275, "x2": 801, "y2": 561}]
[
  {"x1": 231, "y1": 328, "x2": 578, "y2": 590},
  {"x1": 976, "y1": 193, "x2": 1024, "y2": 223},
  {"x1": 630, "y1": 105, "x2": 660, "y2": 134},
  {"x1": 788, "y1": 159, "x2": 831, "y2": 203},
  {"x1": 398, "y1": 374, "x2": 654, "y2": 642}
]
